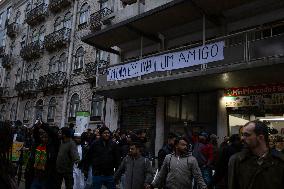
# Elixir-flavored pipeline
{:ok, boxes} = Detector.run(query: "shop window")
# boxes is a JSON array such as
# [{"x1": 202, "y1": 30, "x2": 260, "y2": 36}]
[
  {"x1": 32, "y1": 29, "x2": 38, "y2": 43},
  {"x1": 47, "y1": 97, "x2": 56, "y2": 122},
  {"x1": 69, "y1": 93, "x2": 79, "y2": 118},
  {"x1": 91, "y1": 94, "x2": 103, "y2": 121}
]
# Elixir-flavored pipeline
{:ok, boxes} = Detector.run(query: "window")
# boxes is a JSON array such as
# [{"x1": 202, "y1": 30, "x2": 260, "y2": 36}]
[
  {"x1": 24, "y1": 101, "x2": 31, "y2": 122},
  {"x1": 96, "y1": 50, "x2": 109, "y2": 62},
  {"x1": 32, "y1": 29, "x2": 38, "y2": 43},
  {"x1": 63, "y1": 12, "x2": 72, "y2": 29},
  {"x1": 4, "y1": 71, "x2": 11, "y2": 87},
  {"x1": 26, "y1": 64, "x2": 33, "y2": 80},
  {"x1": 58, "y1": 53, "x2": 66, "y2": 72},
  {"x1": 10, "y1": 103, "x2": 17, "y2": 121},
  {"x1": 6, "y1": 6, "x2": 12, "y2": 25},
  {"x1": 49, "y1": 56, "x2": 57, "y2": 73},
  {"x1": 69, "y1": 93, "x2": 79, "y2": 117},
  {"x1": 91, "y1": 94, "x2": 103, "y2": 118},
  {"x1": 25, "y1": 3, "x2": 31, "y2": 18},
  {"x1": 79, "y1": 3, "x2": 89, "y2": 25},
  {"x1": 21, "y1": 35, "x2": 26, "y2": 47},
  {"x1": 0, "y1": 12, "x2": 3, "y2": 28},
  {"x1": 35, "y1": 99, "x2": 43, "y2": 120},
  {"x1": 15, "y1": 11, "x2": 21, "y2": 24},
  {"x1": 0, "y1": 105, "x2": 6, "y2": 121},
  {"x1": 47, "y1": 97, "x2": 56, "y2": 122},
  {"x1": 33, "y1": 63, "x2": 40, "y2": 80},
  {"x1": 1, "y1": 31, "x2": 6, "y2": 47},
  {"x1": 39, "y1": 26, "x2": 45, "y2": 46},
  {"x1": 54, "y1": 17, "x2": 62, "y2": 31},
  {"x1": 15, "y1": 68, "x2": 21, "y2": 85},
  {"x1": 74, "y1": 47, "x2": 84, "y2": 70}
]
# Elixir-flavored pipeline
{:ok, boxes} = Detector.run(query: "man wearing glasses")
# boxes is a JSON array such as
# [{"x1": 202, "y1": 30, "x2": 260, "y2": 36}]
[{"x1": 228, "y1": 120, "x2": 284, "y2": 189}]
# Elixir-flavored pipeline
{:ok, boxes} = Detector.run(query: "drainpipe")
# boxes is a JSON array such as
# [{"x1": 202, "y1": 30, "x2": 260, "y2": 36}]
[{"x1": 60, "y1": 0, "x2": 78, "y2": 128}]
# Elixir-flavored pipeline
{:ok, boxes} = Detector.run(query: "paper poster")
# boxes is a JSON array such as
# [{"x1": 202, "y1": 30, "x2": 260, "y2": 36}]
[{"x1": 76, "y1": 111, "x2": 90, "y2": 135}]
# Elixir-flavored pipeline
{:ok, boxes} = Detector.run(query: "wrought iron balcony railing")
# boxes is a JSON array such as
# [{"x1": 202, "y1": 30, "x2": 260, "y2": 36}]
[
  {"x1": 44, "y1": 28, "x2": 71, "y2": 52},
  {"x1": 2, "y1": 55, "x2": 12, "y2": 69},
  {"x1": 7, "y1": 22, "x2": 19, "y2": 38},
  {"x1": 0, "y1": 46, "x2": 5, "y2": 58},
  {"x1": 90, "y1": 7, "x2": 113, "y2": 32},
  {"x1": 84, "y1": 59, "x2": 109, "y2": 80},
  {"x1": 49, "y1": 0, "x2": 72, "y2": 13},
  {"x1": 121, "y1": 0, "x2": 138, "y2": 5},
  {"x1": 15, "y1": 79, "x2": 38, "y2": 95},
  {"x1": 26, "y1": 3, "x2": 48, "y2": 26},
  {"x1": 20, "y1": 41, "x2": 43, "y2": 61},
  {"x1": 37, "y1": 71, "x2": 67, "y2": 91}
]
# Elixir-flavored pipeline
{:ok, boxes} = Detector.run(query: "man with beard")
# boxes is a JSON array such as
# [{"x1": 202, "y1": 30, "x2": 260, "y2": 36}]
[
  {"x1": 228, "y1": 120, "x2": 284, "y2": 189},
  {"x1": 148, "y1": 137, "x2": 207, "y2": 189}
]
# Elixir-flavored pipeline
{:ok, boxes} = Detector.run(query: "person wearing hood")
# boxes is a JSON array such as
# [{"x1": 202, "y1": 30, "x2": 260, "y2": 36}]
[
  {"x1": 148, "y1": 137, "x2": 207, "y2": 189},
  {"x1": 158, "y1": 132, "x2": 177, "y2": 170}
]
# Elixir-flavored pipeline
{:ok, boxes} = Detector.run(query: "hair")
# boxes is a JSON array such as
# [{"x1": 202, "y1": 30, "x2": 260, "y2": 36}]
[
  {"x1": 61, "y1": 127, "x2": 72, "y2": 138},
  {"x1": 244, "y1": 120, "x2": 269, "y2": 144},
  {"x1": 167, "y1": 132, "x2": 177, "y2": 139},
  {"x1": 174, "y1": 136, "x2": 189, "y2": 146},
  {"x1": 129, "y1": 141, "x2": 143, "y2": 149}
]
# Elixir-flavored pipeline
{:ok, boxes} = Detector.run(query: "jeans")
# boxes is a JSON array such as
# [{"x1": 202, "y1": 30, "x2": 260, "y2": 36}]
[
  {"x1": 30, "y1": 178, "x2": 47, "y2": 189},
  {"x1": 92, "y1": 176, "x2": 115, "y2": 189}
]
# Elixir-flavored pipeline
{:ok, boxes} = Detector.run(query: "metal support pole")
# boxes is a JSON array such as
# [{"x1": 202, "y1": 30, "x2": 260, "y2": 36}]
[
  {"x1": 140, "y1": 36, "x2": 143, "y2": 59},
  {"x1": 203, "y1": 14, "x2": 206, "y2": 46}
]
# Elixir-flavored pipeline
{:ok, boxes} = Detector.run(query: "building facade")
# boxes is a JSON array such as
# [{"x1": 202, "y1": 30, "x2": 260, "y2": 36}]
[
  {"x1": 0, "y1": 0, "x2": 112, "y2": 130},
  {"x1": 1, "y1": 0, "x2": 284, "y2": 156}
]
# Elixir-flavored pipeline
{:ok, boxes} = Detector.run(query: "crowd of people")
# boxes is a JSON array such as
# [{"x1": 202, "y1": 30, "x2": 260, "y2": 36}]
[{"x1": 0, "y1": 120, "x2": 284, "y2": 189}]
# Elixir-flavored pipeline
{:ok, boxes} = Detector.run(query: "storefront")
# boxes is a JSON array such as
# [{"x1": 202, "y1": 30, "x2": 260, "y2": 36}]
[{"x1": 223, "y1": 84, "x2": 284, "y2": 136}]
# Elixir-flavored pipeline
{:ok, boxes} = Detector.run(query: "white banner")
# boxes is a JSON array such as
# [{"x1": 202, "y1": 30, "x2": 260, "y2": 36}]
[{"x1": 107, "y1": 41, "x2": 225, "y2": 81}]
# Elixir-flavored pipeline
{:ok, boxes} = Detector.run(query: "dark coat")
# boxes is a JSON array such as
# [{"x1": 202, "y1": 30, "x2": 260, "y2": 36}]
[
  {"x1": 228, "y1": 149, "x2": 284, "y2": 189},
  {"x1": 85, "y1": 138, "x2": 120, "y2": 176}
]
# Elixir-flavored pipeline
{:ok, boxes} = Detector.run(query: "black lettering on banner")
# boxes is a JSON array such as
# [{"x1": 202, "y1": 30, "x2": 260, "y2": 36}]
[
  {"x1": 179, "y1": 52, "x2": 187, "y2": 63},
  {"x1": 202, "y1": 46, "x2": 209, "y2": 59},
  {"x1": 211, "y1": 44, "x2": 218, "y2": 57},
  {"x1": 167, "y1": 55, "x2": 174, "y2": 67},
  {"x1": 188, "y1": 50, "x2": 196, "y2": 61}
]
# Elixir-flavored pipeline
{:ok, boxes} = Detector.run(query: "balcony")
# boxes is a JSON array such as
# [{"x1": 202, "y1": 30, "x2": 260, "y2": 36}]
[
  {"x1": 2, "y1": 55, "x2": 13, "y2": 69},
  {"x1": 7, "y1": 22, "x2": 19, "y2": 38},
  {"x1": 0, "y1": 46, "x2": 5, "y2": 58},
  {"x1": 15, "y1": 79, "x2": 38, "y2": 95},
  {"x1": 121, "y1": 0, "x2": 137, "y2": 5},
  {"x1": 49, "y1": 0, "x2": 72, "y2": 13},
  {"x1": 90, "y1": 7, "x2": 113, "y2": 32},
  {"x1": 37, "y1": 71, "x2": 67, "y2": 91},
  {"x1": 44, "y1": 28, "x2": 71, "y2": 52},
  {"x1": 26, "y1": 3, "x2": 48, "y2": 26},
  {"x1": 20, "y1": 41, "x2": 43, "y2": 61},
  {"x1": 84, "y1": 60, "x2": 109, "y2": 81}
]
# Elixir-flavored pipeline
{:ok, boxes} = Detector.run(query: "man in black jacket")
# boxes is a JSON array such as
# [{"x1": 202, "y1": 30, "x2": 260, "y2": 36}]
[
  {"x1": 84, "y1": 126, "x2": 120, "y2": 189},
  {"x1": 158, "y1": 132, "x2": 177, "y2": 170}
]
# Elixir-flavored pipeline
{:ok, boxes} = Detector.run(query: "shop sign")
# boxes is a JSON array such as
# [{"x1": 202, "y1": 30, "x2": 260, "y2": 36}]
[
  {"x1": 225, "y1": 84, "x2": 284, "y2": 96},
  {"x1": 76, "y1": 111, "x2": 90, "y2": 135},
  {"x1": 224, "y1": 93, "x2": 284, "y2": 107},
  {"x1": 107, "y1": 41, "x2": 225, "y2": 81}
]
